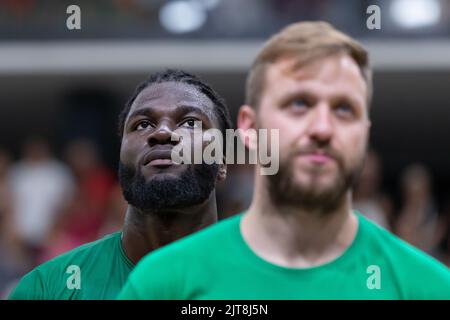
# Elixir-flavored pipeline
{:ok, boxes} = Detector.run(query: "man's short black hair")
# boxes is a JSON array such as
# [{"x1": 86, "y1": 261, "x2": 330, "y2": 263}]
[{"x1": 118, "y1": 69, "x2": 233, "y2": 148}]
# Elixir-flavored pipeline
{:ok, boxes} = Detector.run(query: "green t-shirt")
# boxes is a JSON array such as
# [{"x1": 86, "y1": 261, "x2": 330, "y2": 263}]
[
  {"x1": 118, "y1": 212, "x2": 450, "y2": 300},
  {"x1": 9, "y1": 232, "x2": 134, "y2": 300}
]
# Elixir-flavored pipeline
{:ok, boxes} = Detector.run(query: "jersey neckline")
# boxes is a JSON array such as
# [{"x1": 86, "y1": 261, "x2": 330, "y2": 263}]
[{"x1": 232, "y1": 211, "x2": 366, "y2": 274}]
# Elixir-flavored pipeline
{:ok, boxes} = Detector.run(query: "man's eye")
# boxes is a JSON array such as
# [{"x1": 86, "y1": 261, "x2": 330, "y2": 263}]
[
  {"x1": 136, "y1": 120, "x2": 152, "y2": 131},
  {"x1": 181, "y1": 119, "x2": 201, "y2": 129},
  {"x1": 289, "y1": 99, "x2": 309, "y2": 111},
  {"x1": 335, "y1": 103, "x2": 354, "y2": 116}
]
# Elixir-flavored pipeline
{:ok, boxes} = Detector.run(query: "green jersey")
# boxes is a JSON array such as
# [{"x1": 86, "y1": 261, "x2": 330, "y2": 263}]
[
  {"x1": 9, "y1": 232, "x2": 134, "y2": 300},
  {"x1": 118, "y1": 212, "x2": 450, "y2": 300}
]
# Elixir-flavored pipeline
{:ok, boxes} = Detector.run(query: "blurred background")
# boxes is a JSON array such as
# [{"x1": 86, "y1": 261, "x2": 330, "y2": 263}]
[{"x1": 1, "y1": 0, "x2": 450, "y2": 298}]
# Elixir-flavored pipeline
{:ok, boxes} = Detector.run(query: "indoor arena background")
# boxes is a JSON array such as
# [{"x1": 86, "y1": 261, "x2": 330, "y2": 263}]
[{"x1": 1, "y1": 0, "x2": 449, "y2": 298}]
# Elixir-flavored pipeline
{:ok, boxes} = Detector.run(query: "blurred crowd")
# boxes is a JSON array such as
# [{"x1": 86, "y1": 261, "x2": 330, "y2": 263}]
[
  {"x1": 352, "y1": 150, "x2": 449, "y2": 261},
  {"x1": 0, "y1": 138, "x2": 449, "y2": 298},
  {"x1": 0, "y1": 137, "x2": 127, "y2": 298}
]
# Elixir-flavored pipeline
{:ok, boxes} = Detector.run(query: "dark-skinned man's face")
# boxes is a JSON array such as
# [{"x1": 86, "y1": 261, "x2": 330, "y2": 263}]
[{"x1": 119, "y1": 81, "x2": 226, "y2": 213}]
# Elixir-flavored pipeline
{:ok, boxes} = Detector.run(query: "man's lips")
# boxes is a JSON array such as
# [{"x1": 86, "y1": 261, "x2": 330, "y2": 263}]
[
  {"x1": 298, "y1": 151, "x2": 335, "y2": 165},
  {"x1": 147, "y1": 158, "x2": 173, "y2": 166},
  {"x1": 142, "y1": 149, "x2": 174, "y2": 167},
  {"x1": 304, "y1": 153, "x2": 332, "y2": 164}
]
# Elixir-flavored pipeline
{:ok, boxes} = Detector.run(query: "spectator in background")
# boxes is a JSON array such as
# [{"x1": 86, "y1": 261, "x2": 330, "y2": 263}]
[
  {"x1": 39, "y1": 139, "x2": 116, "y2": 261},
  {"x1": 9, "y1": 137, "x2": 75, "y2": 261},
  {"x1": 98, "y1": 183, "x2": 128, "y2": 237},
  {"x1": 441, "y1": 204, "x2": 450, "y2": 266},
  {"x1": 396, "y1": 164, "x2": 447, "y2": 256},
  {"x1": 353, "y1": 149, "x2": 393, "y2": 230},
  {"x1": 0, "y1": 148, "x2": 31, "y2": 297},
  {"x1": 0, "y1": 148, "x2": 15, "y2": 245}
]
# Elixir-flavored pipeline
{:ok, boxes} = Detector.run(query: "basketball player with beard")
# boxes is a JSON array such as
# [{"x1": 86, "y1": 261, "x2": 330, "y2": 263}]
[
  {"x1": 9, "y1": 70, "x2": 232, "y2": 299},
  {"x1": 118, "y1": 22, "x2": 450, "y2": 300}
]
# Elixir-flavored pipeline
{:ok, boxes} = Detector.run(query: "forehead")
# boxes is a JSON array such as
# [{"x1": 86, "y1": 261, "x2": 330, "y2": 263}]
[
  {"x1": 128, "y1": 81, "x2": 216, "y2": 119},
  {"x1": 265, "y1": 54, "x2": 367, "y2": 105}
]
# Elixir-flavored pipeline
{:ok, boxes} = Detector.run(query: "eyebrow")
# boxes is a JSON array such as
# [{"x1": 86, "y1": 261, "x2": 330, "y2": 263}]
[
  {"x1": 282, "y1": 89, "x2": 363, "y2": 108},
  {"x1": 126, "y1": 104, "x2": 213, "y2": 124},
  {"x1": 329, "y1": 93, "x2": 364, "y2": 109}
]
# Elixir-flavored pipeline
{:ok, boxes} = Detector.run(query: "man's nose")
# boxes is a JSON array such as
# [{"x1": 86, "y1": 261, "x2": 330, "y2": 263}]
[
  {"x1": 307, "y1": 104, "x2": 334, "y2": 144},
  {"x1": 147, "y1": 122, "x2": 179, "y2": 147}
]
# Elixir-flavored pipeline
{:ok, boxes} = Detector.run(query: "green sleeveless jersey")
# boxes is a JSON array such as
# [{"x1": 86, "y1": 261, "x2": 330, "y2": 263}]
[
  {"x1": 9, "y1": 232, "x2": 134, "y2": 300},
  {"x1": 118, "y1": 213, "x2": 450, "y2": 300}
]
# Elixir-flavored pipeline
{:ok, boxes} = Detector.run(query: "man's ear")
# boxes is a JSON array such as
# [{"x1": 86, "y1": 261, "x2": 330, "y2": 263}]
[
  {"x1": 217, "y1": 163, "x2": 227, "y2": 181},
  {"x1": 237, "y1": 105, "x2": 258, "y2": 151}
]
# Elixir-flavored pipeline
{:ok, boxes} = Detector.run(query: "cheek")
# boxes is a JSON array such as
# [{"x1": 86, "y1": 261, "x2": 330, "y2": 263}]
[
  {"x1": 263, "y1": 112, "x2": 305, "y2": 147},
  {"x1": 120, "y1": 136, "x2": 142, "y2": 164},
  {"x1": 179, "y1": 131, "x2": 197, "y2": 151},
  {"x1": 176, "y1": 131, "x2": 202, "y2": 161},
  {"x1": 260, "y1": 112, "x2": 307, "y2": 151},
  {"x1": 339, "y1": 126, "x2": 368, "y2": 162}
]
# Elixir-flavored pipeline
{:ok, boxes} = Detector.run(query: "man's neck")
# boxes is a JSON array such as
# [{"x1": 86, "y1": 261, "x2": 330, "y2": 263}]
[
  {"x1": 242, "y1": 178, "x2": 358, "y2": 268},
  {"x1": 121, "y1": 194, "x2": 218, "y2": 264}
]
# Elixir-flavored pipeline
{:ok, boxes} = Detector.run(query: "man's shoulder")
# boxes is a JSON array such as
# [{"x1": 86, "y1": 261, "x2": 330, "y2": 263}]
[
  {"x1": 9, "y1": 232, "x2": 122, "y2": 299},
  {"x1": 358, "y1": 213, "x2": 450, "y2": 295},
  {"x1": 38, "y1": 232, "x2": 122, "y2": 270},
  {"x1": 360, "y1": 213, "x2": 444, "y2": 264}
]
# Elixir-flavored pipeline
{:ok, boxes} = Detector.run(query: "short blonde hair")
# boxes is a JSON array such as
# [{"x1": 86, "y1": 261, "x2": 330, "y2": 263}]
[{"x1": 246, "y1": 21, "x2": 372, "y2": 107}]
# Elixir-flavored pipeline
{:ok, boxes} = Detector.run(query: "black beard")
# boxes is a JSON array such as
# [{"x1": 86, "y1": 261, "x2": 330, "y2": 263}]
[
  {"x1": 118, "y1": 162, "x2": 219, "y2": 213},
  {"x1": 267, "y1": 155, "x2": 362, "y2": 214}
]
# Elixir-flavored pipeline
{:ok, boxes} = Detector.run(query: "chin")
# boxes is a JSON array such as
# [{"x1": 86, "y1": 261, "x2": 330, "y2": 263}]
[
  {"x1": 294, "y1": 178, "x2": 341, "y2": 197},
  {"x1": 297, "y1": 171, "x2": 337, "y2": 186},
  {"x1": 143, "y1": 171, "x2": 181, "y2": 182}
]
